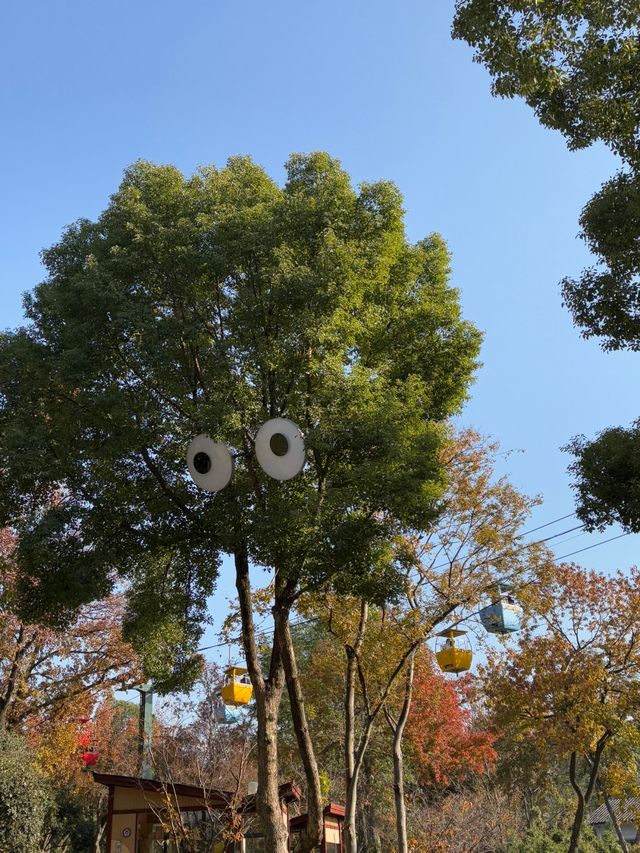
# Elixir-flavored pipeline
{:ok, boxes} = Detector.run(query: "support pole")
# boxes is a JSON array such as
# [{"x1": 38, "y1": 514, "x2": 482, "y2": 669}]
[{"x1": 135, "y1": 681, "x2": 154, "y2": 779}]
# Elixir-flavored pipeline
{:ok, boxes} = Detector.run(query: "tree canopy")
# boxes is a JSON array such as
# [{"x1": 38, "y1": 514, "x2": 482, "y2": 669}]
[
  {"x1": 484, "y1": 562, "x2": 640, "y2": 853},
  {"x1": 0, "y1": 152, "x2": 482, "y2": 851},
  {"x1": 0, "y1": 153, "x2": 481, "y2": 690},
  {"x1": 452, "y1": 0, "x2": 640, "y2": 532},
  {"x1": 452, "y1": 1, "x2": 640, "y2": 164}
]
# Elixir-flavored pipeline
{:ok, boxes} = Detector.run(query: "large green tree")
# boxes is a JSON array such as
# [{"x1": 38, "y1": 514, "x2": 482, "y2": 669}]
[
  {"x1": 0, "y1": 153, "x2": 480, "y2": 852},
  {"x1": 452, "y1": 0, "x2": 640, "y2": 531}
]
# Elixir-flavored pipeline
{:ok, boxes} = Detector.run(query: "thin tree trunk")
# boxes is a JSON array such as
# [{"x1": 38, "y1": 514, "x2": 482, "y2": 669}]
[
  {"x1": 275, "y1": 601, "x2": 323, "y2": 853},
  {"x1": 342, "y1": 601, "x2": 368, "y2": 853},
  {"x1": 568, "y1": 752, "x2": 585, "y2": 853},
  {"x1": 342, "y1": 605, "x2": 423, "y2": 853},
  {"x1": 235, "y1": 547, "x2": 289, "y2": 853},
  {"x1": 567, "y1": 736, "x2": 609, "y2": 853},
  {"x1": 94, "y1": 820, "x2": 106, "y2": 853},
  {"x1": 385, "y1": 652, "x2": 415, "y2": 853},
  {"x1": 604, "y1": 792, "x2": 629, "y2": 853}
]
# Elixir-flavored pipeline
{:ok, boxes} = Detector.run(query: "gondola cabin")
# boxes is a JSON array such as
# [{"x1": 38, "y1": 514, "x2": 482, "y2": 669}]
[
  {"x1": 214, "y1": 693, "x2": 240, "y2": 725},
  {"x1": 435, "y1": 629, "x2": 472, "y2": 675},
  {"x1": 76, "y1": 716, "x2": 99, "y2": 768},
  {"x1": 479, "y1": 593, "x2": 523, "y2": 634},
  {"x1": 221, "y1": 667, "x2": 253, "y2": 706},
  {"x1": 82, "y1": 747, "x2": 99, "y2": 767}
]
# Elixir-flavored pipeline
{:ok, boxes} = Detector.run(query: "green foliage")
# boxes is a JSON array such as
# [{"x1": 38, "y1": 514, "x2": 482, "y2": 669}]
[
  {"x1": 452, "y1": 1, "x2": 640, "y2": 529},
  {"x1": 565, "y1": 421, "x2": 640, "y2": 532},
  {"x1": 0, "y1": 153, "x2": 480, "y2": 687},
  {"x1": 508, "y1": 820, "x2": 620, "y2": 853},
  {"x1": 562, "y1": 170, "x2": 640, "y2": 353},
  {"x1": 46, "y1": 786, "x2": 99, "y2": 853},
  {"x1": 452, "y1": 1, "x2": 640, "y2": 165},
  {"x1": 0, "y1": 731, "x2": 51, "y2": 853},
  {"x1": 452, "y1": 0, "x2": 640, "y2": 353}
]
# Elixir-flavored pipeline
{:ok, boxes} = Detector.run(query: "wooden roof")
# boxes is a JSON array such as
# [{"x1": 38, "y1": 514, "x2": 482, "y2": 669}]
[
  {"x1": 290, "y1": 803, "x2": 346, "y2": 830},
  {"x1": 92, "y1": 773, "x2": 301, "y2": 812}
]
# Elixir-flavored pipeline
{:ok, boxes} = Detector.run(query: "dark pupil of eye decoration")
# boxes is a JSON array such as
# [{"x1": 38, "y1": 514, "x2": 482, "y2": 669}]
[
  {"x1": 193, "y1": 452, "x2": 211, "y2": 474},
  {"x1": 270, "y1": 433, "x2": 289, "y2": 457}
]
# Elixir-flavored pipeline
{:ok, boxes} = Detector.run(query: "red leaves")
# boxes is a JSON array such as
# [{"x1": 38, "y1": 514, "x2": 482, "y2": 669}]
[{"x1": 406, "y1": 652, "x2": 496, "y2": 787}]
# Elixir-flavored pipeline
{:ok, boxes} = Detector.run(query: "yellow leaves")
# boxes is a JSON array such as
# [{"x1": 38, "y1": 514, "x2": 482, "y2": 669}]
[
  {"x1": 484, "y1": 561, "x2": 640, "y2": 789},
  {"x1": 33, "y1": 719, "x2": 92, "y2": 792},
  {"x1": 599, "y1": 760, "x2": 640, "y2": 801}
]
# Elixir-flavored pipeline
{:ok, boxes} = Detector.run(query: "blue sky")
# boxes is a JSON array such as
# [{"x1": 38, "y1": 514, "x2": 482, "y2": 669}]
[{"x1": 2, "y1": 0, "x2": 638, "y2": 663}]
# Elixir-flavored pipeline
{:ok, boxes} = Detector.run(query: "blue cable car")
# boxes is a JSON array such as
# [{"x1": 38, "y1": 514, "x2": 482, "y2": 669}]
[
  {"x1": 479, "y1": 586, "x2": 523, "y2": 634},
  {"x1": 214, "y1": 693, "x2": 240, "y2": 725}
]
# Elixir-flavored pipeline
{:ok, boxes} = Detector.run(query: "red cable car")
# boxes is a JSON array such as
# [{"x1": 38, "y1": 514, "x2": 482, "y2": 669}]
[
  {"x1": 81, "y1": 747, "x2": 99, "y2": 767},
  {"x1": 74, "y1": 716, "x2": 99, "y2": 768}
]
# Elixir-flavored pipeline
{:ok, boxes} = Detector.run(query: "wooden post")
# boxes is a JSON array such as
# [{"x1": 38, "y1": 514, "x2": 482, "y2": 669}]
[{"x1": 105, "y1": 785, "x2": 114, "y2": 853}]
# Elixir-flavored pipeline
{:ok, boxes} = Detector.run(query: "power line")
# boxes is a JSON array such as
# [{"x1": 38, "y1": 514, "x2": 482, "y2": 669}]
[
  {"x1": 426, "y1": 521, "x2": 585, "y2": 575},
  {"x1": 196, "y1": 616, "x2": 315, "y2": 653},
  {"x1": 554, "y1": 531, "x2": 630, "y2": 561},
  {"x1": 196, "y1": 514, "x2": 628, "y2": 655},
  {"x1": 521, "y1": 511, "x2": 576, "y2": 535},
  {"x1": 441, "y1": 530, "x2": 632, "y2": 633}
]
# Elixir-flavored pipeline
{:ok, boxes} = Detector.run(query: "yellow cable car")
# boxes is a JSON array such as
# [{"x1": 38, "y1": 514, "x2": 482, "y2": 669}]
[
  {"x1": 220, "y1": 666, "x2": 253, "y2": 706},
  {"x1": 435, "y1": 629, "x2": 473, "y2": 675}
]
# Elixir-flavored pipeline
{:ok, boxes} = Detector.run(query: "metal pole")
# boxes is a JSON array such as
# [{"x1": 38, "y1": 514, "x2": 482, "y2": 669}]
[{"x1": 135, "y1": 681, "x2": 154, "y2": 779}]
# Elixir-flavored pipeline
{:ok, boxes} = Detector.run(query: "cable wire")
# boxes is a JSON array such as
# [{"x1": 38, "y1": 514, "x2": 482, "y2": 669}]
[{"x1": 195, "y1": 515, "x2": 629, "y2": 654}]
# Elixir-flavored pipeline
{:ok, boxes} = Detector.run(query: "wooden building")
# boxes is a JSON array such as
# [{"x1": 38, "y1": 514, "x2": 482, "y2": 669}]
[{"x1": 95, "y1": 772, "x2": 344, "y2": 852}]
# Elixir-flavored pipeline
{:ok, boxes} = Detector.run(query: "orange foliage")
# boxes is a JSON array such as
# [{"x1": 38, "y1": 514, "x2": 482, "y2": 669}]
[{"x1": 406, "y1": 651, "x2": 496, "y2": 786}]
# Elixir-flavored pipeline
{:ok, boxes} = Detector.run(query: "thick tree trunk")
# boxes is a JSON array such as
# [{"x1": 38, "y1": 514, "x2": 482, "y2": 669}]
[
  {"x1": 235, "y1": 547, "x2": 288, "y2": 853},
  {"x1": 359, "y1": 754, "x2": 383, "y2": 853},
  {"x1": 275, "y1": 602, "x2": 323, "y2": 853},
  {"x1": 387, "y1": 653, "x2": 415, "y2": 853},
  {"x1": 0, "y1": 625, "x2": 26, "y2": 730}
]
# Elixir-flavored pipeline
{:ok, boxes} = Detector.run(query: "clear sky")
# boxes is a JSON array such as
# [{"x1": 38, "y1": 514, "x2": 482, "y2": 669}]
[{"x1": 2, "y1": 0, "x2": 638, "y2": 662}]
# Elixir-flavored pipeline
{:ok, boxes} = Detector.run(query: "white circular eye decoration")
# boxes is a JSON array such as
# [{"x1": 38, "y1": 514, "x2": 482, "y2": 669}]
[
  {"x1": 254, "y1": 418, "x2": 306, "y2": 481},
  {"x1": 186, "y1": 435, "x2": 233, "y2": 491}
]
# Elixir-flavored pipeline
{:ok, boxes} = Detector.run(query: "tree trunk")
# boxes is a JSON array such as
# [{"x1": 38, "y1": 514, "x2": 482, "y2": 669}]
[
  {"x1": 275, "y1": 602, "x2": 323, "y2": 853},
  {"x1": 568, "y1": 752, "x2": 585, "y2": 853},
  {"x1": 235, "y1": 547, "x2": 289, "y2": 853},
  {"x1": 386, "y1": 653, "x2": 415, "y2": 853},
  {"x1": 0, "y1": 625, "x2": 27, "y2": 730},
  {"x1": 604, "y1": 792, "x2": 629, "y2": 853},
  {"x1": 359, "y1": 754, "x2": 383, "y2": 853},
  {"x1": 342, "y1": 601, "x2": 368, "y2": 853},
  {"x1": 94, "y1": 820, "x2": 106, "y2": 853},
  {"x1": 567, "y1": 736, "x2": 609, "y2": 853}
]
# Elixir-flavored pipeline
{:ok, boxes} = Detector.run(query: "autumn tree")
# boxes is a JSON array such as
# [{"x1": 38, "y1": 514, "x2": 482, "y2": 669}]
[
  {"x1": 0, "y1": 529, "x2": 140, "y2": 732},
  {"x1": 298, "y1": 430, "x2": 549, "y2": 853},
  {"x1": 30, "y1": 697, "x2": 140, "y2": 853},
  {"x1": 452, "y1": 0, "x2": 640, "y2": 534},
  {"x1": 0, "y1": 153, "x2": 480, "y2": 852},
  {"x1": 404, "y1": 653, "x2": 495, "y2": 789},
  {"x1": 483, "y1": 562, "x2": 640, "y2": 853}
]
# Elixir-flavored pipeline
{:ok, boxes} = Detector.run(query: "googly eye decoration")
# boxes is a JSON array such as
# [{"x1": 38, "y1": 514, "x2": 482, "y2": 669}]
[
  {"x1": 186, "y1": 435, "x2": 234, "y2": 492},
  {"x1": 254, "y1": 418, "x2": 306, "y2": 481}
]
